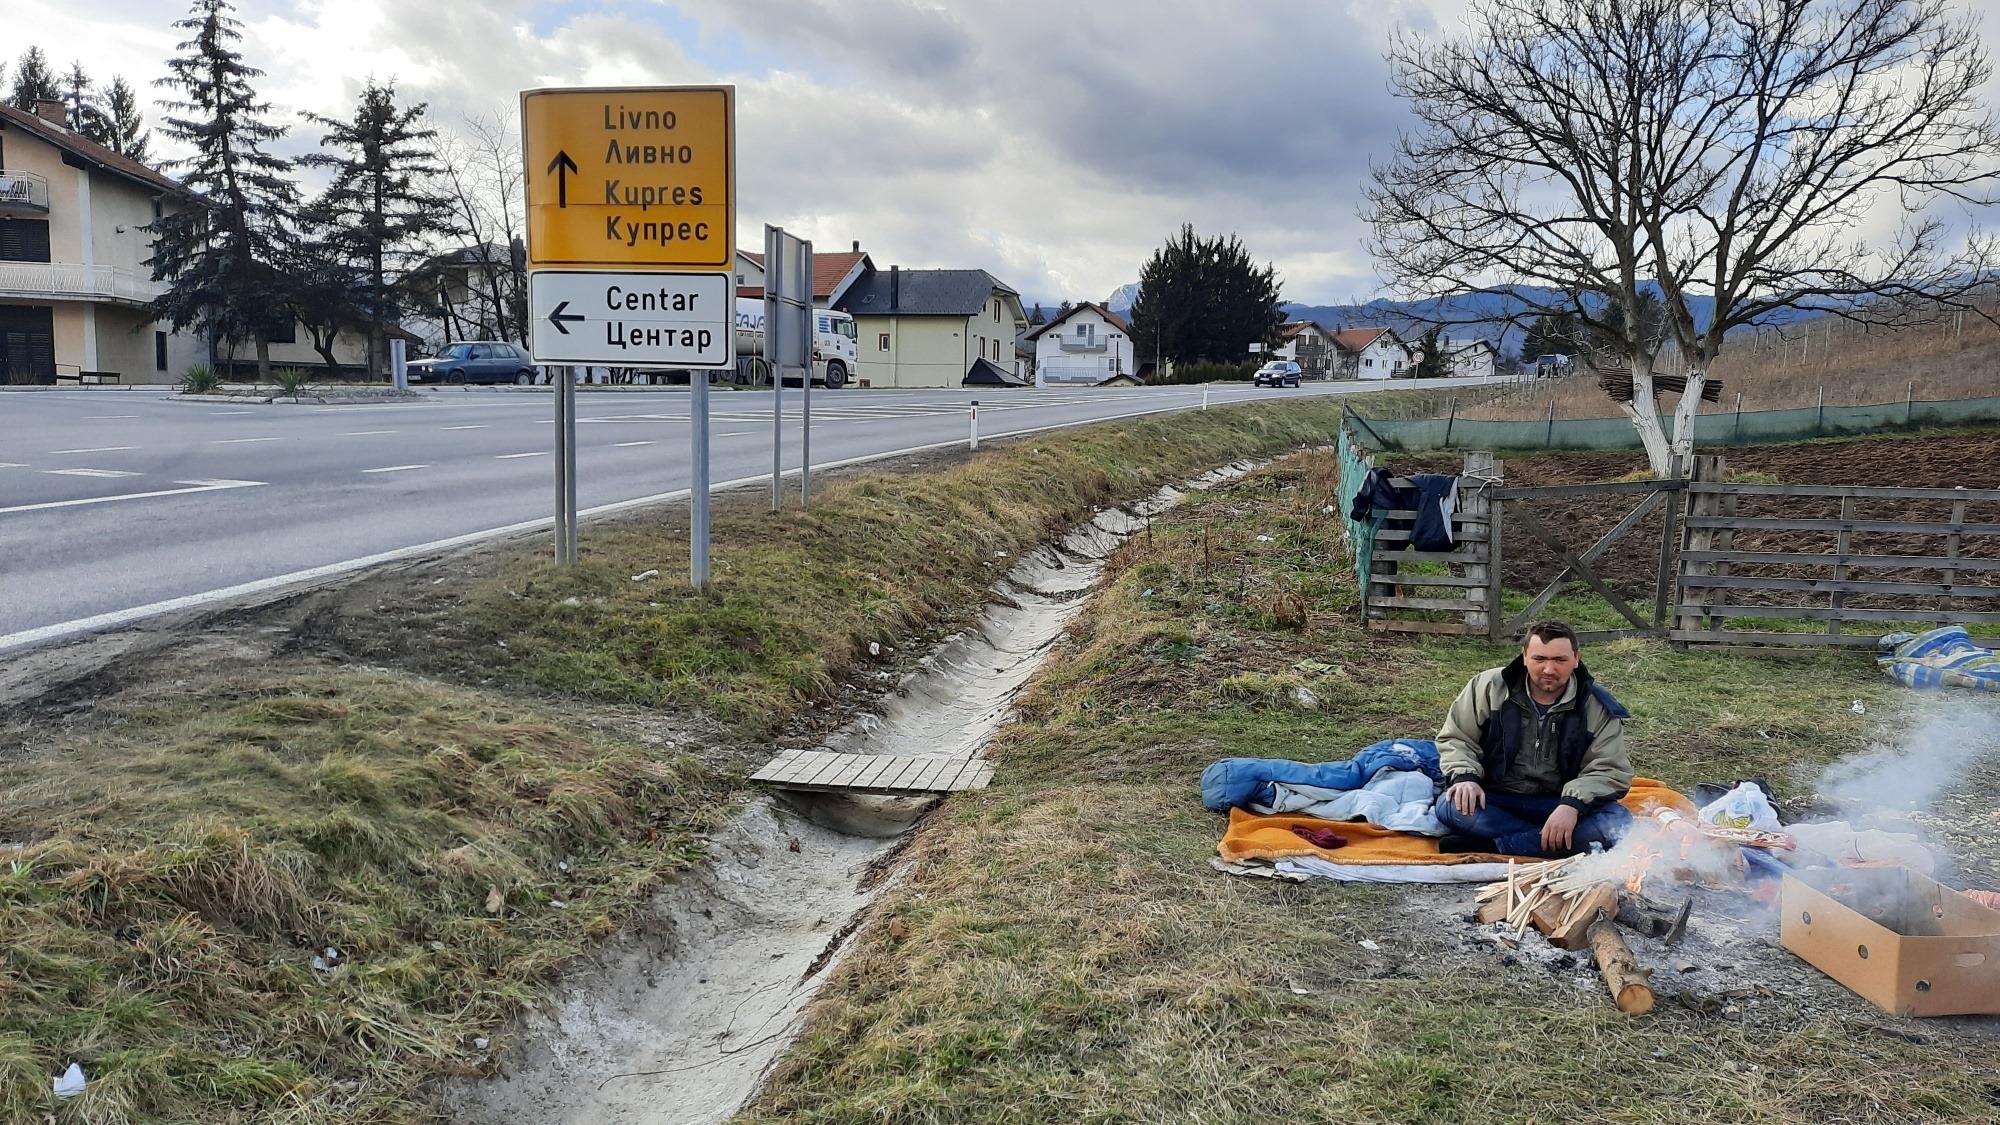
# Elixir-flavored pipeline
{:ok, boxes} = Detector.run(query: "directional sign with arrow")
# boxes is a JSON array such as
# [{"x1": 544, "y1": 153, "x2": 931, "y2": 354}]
[
  {"x1": 527, "y1": 270, "x2": 731, "y2": 367},
  {"x1": 520, "y1": 85, "x2": 733, "y2": 271}
]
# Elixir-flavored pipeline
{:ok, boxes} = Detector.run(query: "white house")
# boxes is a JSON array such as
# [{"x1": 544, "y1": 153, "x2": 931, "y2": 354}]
[
  {"x1": 1442, "y1": 337, "x2": 1498, "y2": 380},
  {"x1": 1026, "y1": 302, "x2": 1135, "y2": 387},
  {"x1": 1276, "y1": 320, "x2": 1336, "y2": 378},
  {"x1": 1333, "y1": 327, "x2": 1412, "y2": 380}
]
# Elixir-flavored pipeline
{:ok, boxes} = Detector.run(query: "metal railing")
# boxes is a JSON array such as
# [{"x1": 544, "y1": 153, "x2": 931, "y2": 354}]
[
  {"x1": 0, "y1": 261, "x2": 162, "y2": 305},
  {"x1": 1058, "y1": 334, "x2": 1107, "y2": 352},
  {"x1": 0, "y1": 169, "x2": 50, "y2": 211}
]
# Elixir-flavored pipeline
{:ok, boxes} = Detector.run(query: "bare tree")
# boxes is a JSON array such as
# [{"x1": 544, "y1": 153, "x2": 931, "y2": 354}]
[
  {"x1": 1367, "y1": 0, "x2": 2000, "y2": 474},
  {"x1": 424, "y1": 114, "x2": 528, "y2": 348}
]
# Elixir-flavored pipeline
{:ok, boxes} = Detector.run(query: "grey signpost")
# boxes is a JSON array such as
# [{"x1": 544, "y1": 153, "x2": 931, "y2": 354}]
[{"x1": 764, "y1": 225, "x2": 815, "y2": 511}]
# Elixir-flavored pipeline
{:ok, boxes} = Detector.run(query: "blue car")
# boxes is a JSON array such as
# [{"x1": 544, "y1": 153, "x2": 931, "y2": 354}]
[{"x1": 408, "y1": 341, "x2": 540, "y2": 385}]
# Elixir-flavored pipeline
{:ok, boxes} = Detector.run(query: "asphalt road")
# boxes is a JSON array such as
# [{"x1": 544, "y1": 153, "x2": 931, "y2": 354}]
[{"x1": 0, "y1": 378, "x2": 1496, "y2": 651}]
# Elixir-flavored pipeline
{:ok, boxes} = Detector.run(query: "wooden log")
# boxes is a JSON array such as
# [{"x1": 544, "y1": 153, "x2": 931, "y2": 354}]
[
  {"x1": 1544, "y1": 884, "x2": 1620, "y2": 951},
  {"x1": 1587, "y1": 918, "x2": 1656, "y2": 1015}
]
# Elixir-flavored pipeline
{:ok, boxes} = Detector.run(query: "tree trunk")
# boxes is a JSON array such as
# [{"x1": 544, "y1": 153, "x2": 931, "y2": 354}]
[
  {"x1": 313, "y1": 330, "x2": 341, "y2": 374},
  {"x1": 254, "y1": 334, "x2": 272, "y2": 382},
  {"x1": 1620, "y1": 350, "x2": 1672, "y2": 475},
  {"x1": 1668, "y1": 368, "x2": 1706, "y2": 477}
]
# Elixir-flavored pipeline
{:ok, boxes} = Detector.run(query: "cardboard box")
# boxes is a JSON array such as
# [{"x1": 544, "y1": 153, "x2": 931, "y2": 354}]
[{"x1": 1781, "y1": 866, "x2": 2000, "y2": 1017}]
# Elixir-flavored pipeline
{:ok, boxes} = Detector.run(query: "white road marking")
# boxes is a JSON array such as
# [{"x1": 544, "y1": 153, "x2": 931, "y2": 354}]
[
  {"x1": 613, "y1": 440, "x2": 656, "y2": 447},
  {"x1": 496, "y1": 451, "x2": 549, "y2": 459},
  {"x1": 49, "y1": 446, "x2": 137, "y2": 454},
  {"x1": 715, "y1": 431, "x2": 755, "y2": 437},
  {"x1": 0, "y1": 462, "x2": 24, "y2": 469},
  {"x1": 84, "y1": 414, "x2": 139, "y2": 420},
  {"x1": 362, "y1": 464, "x2": 427, "y2": 474},
  {"x1": 44, "y1": 468, "x2": 140, "y2": 478},
  {"x1": 442, "y1": 424, "x2": 486, "y2": 430},
  {"x1": 0, "y1": 479, "x2": 263, "y2": 516},
  {"x1": 209, "y1": 410, "x2": 255, "y2": 415},
  {"x1": 208, "y1": 436, "x2": 279, "y2": 445},
  {"x1": 343, "y1": 430, "x2": 397, "y2": 436}
]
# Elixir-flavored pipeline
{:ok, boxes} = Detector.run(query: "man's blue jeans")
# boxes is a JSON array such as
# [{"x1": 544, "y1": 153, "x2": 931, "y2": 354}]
[{"x1": 1434, "y1": 790, "x2": 1632, "y2": 857}]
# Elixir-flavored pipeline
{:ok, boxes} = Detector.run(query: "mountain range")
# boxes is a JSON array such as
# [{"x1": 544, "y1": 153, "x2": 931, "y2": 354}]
[{"x1": 1099, "y1": 283, "x2": 1830, "y2": 358}]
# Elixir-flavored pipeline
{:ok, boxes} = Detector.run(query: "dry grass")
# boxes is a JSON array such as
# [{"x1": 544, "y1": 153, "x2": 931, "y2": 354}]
[
  {"x1": 743, "y1": 446, "x2": 2000, "y2": 1125},
  {"x1": 1441, "y1": 310, "x2": 2000, "y2": 422},
  {"x1": 0, "y1": 393, "x2": 1388, "y2": 1123}
]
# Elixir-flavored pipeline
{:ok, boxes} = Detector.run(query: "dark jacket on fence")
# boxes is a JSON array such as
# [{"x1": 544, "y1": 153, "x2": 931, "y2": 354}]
[{"x1": 1348, "y1": 468, "x2": 1459, "y2": 552}]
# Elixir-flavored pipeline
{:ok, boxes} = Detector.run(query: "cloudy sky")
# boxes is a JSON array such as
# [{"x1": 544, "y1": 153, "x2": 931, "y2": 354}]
[{"x1": 15, "y1": 0, "x2": 1998, "y2": 308}]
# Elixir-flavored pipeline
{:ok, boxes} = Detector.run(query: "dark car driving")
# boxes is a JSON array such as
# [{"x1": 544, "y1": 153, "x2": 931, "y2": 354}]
[{"x1": 408, "y1": 342, "x2": 540, "y2": 385}]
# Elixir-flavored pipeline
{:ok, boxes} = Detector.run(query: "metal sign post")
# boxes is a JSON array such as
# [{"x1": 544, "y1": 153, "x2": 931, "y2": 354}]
[
  {"x1": 763, "y1": 226, "x2": 814, "y2": 510},
  {"x1": 390, "y1": 338, "x2": 408, "y2": 392},
  {"x1": 520, "y1": 83, "x2": 736, "y2": 580}
]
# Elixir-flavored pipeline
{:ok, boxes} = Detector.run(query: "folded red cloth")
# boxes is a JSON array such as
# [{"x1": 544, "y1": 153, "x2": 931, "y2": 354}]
[{"x1": 1291, "y1": 825, "x2": 1349, "y2": 850}]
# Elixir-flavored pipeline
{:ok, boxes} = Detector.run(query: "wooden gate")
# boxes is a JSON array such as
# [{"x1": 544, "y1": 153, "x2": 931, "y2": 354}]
[{"x1": 1488, "y1": 478, "x2": 1687, "y2": 643}]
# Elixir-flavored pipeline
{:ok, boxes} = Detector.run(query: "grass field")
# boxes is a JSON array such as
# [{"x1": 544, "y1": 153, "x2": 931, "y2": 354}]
[
  {"x1": 0, "y1": 396, "x2": 1374, "y2": 1123},
  {"x1": 743, "y1": 446, "x2": 2000, "y2": 1125}
]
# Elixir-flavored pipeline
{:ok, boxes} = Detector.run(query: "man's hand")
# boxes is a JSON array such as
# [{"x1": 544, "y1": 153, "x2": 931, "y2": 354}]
[
  {"x1": 1542, "y1": 804, "x2": 1580, "y2": 853},
  {"x1": 1446, "y1": 780, "x2": 1486, "y2": 817}
]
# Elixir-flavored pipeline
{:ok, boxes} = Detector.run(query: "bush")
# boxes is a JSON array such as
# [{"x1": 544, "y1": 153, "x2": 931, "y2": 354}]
[
  {"x1": 1152, "y1": 360, "x2": 1257, "y2": 385},
  {"x1": 270, "y1": 367, "x2": 315, "y2": 398},
  {"x1": 179, "y1": 364, "x2": 222, "y2": 394}
]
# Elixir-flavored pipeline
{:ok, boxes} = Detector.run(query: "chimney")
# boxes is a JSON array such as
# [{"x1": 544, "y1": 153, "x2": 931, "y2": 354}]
[
  {"x1": 889, "y1": 264, "x2": 899, "y2": 312},
  {"x1": 34, "y1": 99, "x2": 67, "y2": 127},
  {"x1": 851, "y1": 240, "x2": 860, "y2": 253}
]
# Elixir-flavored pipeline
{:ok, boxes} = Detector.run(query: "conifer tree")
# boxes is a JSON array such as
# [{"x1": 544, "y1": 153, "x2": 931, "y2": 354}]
[
  {"x1": 1128, "y1": 224, "x2": 1284, "y2": 364},
  {"x1": 103, "y1": 77, "x2": 151, "y2": 160},
  {"x1": 10, "y1": 47, "x2": 59, "y2": 111},
  {"x1": 61, "y1": 62, "x2": 111, "y2": 143},
  {"x1": 149, "y1": 0, "x2": 300, "y2": 379},
  {"x1": 300, "y1": 83, "x2": 451, "y2": 374}
]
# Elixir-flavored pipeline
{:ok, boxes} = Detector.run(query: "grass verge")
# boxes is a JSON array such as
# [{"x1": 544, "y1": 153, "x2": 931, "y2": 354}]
[
  {"x1": 743, "y1": 450, "x2": 2000, "y2": 1124},
  {"x1": 0, "y1": 395, "x2": 1371, "y2": 1123}
]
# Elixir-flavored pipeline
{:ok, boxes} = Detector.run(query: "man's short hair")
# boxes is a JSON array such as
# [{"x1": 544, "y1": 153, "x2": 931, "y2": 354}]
[{"x1": 1523, "y1": 620, "x2": 1579, "y2": 651}]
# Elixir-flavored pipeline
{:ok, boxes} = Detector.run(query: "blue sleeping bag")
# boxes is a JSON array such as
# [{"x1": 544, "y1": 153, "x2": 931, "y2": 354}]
[{"x1": 1201, "y1": 738, "x2": 1444, "y2": 812}]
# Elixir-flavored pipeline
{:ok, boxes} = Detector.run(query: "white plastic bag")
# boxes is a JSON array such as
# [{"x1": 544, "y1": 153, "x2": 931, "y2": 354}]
[{"x1": 1697, "y1": 781, "x2": 1782, "y2": 832}]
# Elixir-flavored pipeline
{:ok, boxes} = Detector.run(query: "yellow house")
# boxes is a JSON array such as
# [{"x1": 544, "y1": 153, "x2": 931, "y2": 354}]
[
  {"x1": 835, "y1": 265, "x2": 1028, "y2": 388},
  {"x1": 0, "y1": 100, "x2": 368, "y2": 384}
]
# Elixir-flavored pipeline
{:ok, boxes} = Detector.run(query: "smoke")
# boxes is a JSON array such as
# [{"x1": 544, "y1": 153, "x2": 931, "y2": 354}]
[{"x1": 1815, "y1": 699, "x2": 2000, "y2": 817}]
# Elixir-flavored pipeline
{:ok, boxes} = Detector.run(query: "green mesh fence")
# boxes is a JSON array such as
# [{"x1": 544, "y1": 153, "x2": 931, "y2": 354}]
[
  {"x1": 1336, "y1": 424, "x2": 1383, "y2": 593},
  {"x1": 1352, "y1": 395, "x2": 2000, "y2": 452}
]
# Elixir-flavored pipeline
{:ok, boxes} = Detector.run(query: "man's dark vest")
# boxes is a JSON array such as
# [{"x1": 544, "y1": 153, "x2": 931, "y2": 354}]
[{"x1": 1476, "y1": 656, "x2": 1629, "y2": 797}]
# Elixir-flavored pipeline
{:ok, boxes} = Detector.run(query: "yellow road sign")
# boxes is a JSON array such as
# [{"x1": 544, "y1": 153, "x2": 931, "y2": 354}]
[{"x1": 521, "y1": 85, "x2": 734, "y2": 271}]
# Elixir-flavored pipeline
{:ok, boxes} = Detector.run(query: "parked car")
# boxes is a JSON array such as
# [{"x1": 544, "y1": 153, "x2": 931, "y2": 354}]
[
  {"x1": 407, "y1": 341, "x2": 540, "y2": 385},
  {"x1": 1253, "y1": 360, "x2": 1303, "y2": 388}
]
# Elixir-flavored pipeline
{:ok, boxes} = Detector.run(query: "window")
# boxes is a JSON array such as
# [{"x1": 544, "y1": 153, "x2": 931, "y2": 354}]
[
  {"x1": 266, "y1": 318, "x2": 296, "y2": 344},
  {"x1": 1393, "y1": 360, "x2": 1404, "y2": 371},
  {"x1": 154, "y1": 331, "x2": 167, "y2": 371},
  {"x1": 1075, "y1": 324, "x2": 1087, "y2": 337},
  {"x1": 993, "y1": 302, "x2": 1000, "y2": 323},
  {"x1": 0, "y1": 218, "x2": 52, "y2": 263},
  {"x1": 878, "y1": 332, "x2": 890, "y2": 351},
  {"x1": 152, "y1": 197, "x2": 163, "y2": 222},
  {"x1": 1363, "y1": 358, "x2": 1374, "y2": 368}
]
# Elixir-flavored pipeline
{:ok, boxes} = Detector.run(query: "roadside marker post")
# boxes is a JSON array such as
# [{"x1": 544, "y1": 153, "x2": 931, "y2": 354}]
[
  {"x1": 520, "y1": 84, "x2": 736, "y2": 584},
  {"x1": 970, "y1": 400, "x2": 980, "y2": 451},
  {"x1": 389, "y1": 338, "x2": 407, "y2": 392}
]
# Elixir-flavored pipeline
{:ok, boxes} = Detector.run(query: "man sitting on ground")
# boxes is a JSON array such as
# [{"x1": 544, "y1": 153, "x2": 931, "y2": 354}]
[{"x1": 1433, "y1": 620, "x2": 1633, "y2": 857}]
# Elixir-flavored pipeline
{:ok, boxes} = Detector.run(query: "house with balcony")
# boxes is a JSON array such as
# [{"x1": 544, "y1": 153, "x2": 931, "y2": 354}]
[
  {"x1": 1332, "y1": 326, "x2": 1412, "y2": 380},
  {"x1": 834, "y1": 265, "x2": 1028, "y2": 388},
  {"x1": 1441, "y1": 336, "x2": 1498, "y2": 380},
  {"x1": 1276, "y1": 320, "x2": 1336, "y2": 378},
  {"x1": 0, "y1": 100, "x2": 367, "y2": 384},
  {"x1": 1025, "y1": 302, "x2": 1136, "y2": 387},
  {"x1": 0, "y1": 101, "x2": 196, "y2": 383}
]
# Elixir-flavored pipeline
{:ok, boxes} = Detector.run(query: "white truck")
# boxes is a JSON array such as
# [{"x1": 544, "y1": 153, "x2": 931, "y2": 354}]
[{"x1": 734, "y1": 297, "x2": 857, "y2": 389}]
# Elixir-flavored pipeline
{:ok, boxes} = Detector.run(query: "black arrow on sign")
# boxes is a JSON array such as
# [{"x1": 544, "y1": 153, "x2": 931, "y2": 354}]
[
  {"x1": 547, "y1": 300, "x2": 584, "y2": 335},
  {"x1": 546, "y1": 149, "x2": 578, "y2": 208}
]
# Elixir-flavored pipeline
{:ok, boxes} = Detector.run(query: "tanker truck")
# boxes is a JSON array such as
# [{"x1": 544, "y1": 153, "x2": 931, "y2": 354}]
[{"x1": 732, "y1": 297, "x2": 857, "y2": 389}]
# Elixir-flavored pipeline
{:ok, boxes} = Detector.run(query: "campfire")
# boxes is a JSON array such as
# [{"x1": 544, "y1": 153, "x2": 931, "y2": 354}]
[{"x1": 1472, "y1": 805, "x2": 1792, "y2": 1015}]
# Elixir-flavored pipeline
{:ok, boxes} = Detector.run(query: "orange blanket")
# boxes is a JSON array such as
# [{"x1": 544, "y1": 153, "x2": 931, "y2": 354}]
[{"x1": 1216, "y1": 777, "x2": 1697, "y2": 865}]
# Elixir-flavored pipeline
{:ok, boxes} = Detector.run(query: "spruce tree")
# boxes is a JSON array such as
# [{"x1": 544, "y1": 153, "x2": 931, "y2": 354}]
[
  {"x1": 1128, "y1": 224, "x2": 1284, "y2": 365},
  {"x1": 103, "y1": 77, "x2": 151, "y2": 161},
  {"x1": 11, "y1": 47, "x2": 59, "y2": 111},
  {"x1": 150, "y1": 0, "x2": 300, "y2": 380},
  {"x1": 300, "y1": 83, "x2": 451, "y2": 374},
  {"x1": 62, "y1": 62, "x2": 111, "y2": 144}
]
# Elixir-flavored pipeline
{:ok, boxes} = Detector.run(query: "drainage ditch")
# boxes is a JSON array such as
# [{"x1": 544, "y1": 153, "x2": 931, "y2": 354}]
[{"x1": 447, "y1": 462, "x2": 1255, "y2": 1124}]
